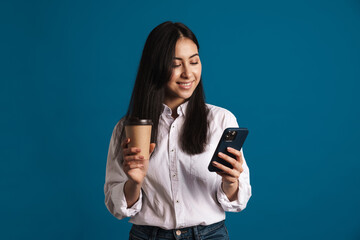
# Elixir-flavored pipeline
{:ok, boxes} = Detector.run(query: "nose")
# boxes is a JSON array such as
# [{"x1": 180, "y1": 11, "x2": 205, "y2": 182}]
[{"x1": 180, "y1": 64, "x2": 191, "y2": 79}]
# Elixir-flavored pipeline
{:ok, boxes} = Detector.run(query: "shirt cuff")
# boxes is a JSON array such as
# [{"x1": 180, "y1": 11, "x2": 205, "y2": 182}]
[
  {"x1": 111, "y1": 181, "x2": 142, "y2": 217},
  {"x1": 217, "y1": 182, "x2": 245, "y2": 212}
]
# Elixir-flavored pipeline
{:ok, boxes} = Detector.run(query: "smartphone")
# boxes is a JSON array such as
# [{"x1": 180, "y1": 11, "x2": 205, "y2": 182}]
[{"x1": 208, "y1": 128, "x2": 249, "y2": 172}]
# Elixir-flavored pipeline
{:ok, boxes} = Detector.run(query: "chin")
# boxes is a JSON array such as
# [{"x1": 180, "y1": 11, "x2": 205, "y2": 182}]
[{"x1": 178, "y1": 92, "x2": 195, "y2": 100}]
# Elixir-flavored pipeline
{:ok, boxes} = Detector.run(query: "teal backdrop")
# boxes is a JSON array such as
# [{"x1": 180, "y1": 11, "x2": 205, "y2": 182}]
[{"x1": 1, "y1": 0, "x2": 360, "y2": 239}]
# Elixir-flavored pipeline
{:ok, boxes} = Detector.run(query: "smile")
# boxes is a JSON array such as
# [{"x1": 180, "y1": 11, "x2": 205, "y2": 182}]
[{"x1": 177, "y1": 80, "x2": 194, "y2": 89}]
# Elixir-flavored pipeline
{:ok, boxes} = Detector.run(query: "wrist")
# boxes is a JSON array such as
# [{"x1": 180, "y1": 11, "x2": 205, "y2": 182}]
[
  {"x1": 126, "y1": 179, "x2": 143, "y2": 190},
  {"x1": 124, "y1": 180, "x2": 143, "y2": 208},
  {"x1": 221, "y1": 180, "x2": 239, "y2": 201},
  {"x1": 222, "y1": 179, "x2": 238, "y2": 189}
]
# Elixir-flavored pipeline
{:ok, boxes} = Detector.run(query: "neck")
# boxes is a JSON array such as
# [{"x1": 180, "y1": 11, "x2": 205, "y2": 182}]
[
  {"x1": 171, "y1": 112, "x2": 179, "y2": 119},
  {"x1": 163, "y1": 99, "x2": 185, "y2": 117}
]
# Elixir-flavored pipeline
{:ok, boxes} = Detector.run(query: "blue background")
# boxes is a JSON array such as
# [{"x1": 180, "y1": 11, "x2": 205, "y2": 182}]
[{"x1": 1, "y1": 0, "x2": 360, "y2": 239}]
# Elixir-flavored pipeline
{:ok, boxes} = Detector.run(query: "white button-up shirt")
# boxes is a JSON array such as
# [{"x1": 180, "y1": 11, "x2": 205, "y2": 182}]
[{"x1": 104, "y1": 102, "x2": 251, "y2": 229}]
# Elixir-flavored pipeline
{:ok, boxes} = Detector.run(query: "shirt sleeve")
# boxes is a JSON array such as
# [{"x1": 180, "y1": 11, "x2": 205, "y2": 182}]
[
  {"x1": 216, "y1": 110, "x2": 252, "y2": 212},
  {"x1": 104, "y1": 121, "x2": 143, "y2": 219}
]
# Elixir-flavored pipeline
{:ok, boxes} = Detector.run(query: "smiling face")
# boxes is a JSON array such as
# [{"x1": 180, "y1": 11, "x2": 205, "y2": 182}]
[{"x1": 164, "y1": 37, "x2": 202, "y2": 111}]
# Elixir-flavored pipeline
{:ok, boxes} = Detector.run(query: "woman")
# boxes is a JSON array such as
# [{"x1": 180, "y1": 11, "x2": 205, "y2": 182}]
[{"x1": 104, "y1": 21, "x2": 251, "y2": 240}]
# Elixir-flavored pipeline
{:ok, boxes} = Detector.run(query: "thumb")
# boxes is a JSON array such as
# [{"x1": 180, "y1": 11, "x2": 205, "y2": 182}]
[{"x1": 149, "y1": 143, "x2": 156, "y2": 155}]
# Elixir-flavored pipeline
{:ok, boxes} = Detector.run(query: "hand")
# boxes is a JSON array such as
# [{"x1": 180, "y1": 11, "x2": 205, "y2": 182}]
[
  {"x1": 212, "y1": 147, "x2": 244, "y2": 201},
  {"x1": 122, "y1": 138, "x2": 156, "y2": 185}
]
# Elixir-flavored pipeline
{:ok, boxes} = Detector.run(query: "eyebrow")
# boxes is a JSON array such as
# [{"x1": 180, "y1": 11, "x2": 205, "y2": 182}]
[{"x1": 173, "y1": 53, "x2": 199, "y2": 60}]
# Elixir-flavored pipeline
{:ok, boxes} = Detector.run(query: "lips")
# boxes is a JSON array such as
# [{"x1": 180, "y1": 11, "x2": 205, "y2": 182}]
[{"x1": 177, "y1": 80, "x2": 194, "y2": 89}]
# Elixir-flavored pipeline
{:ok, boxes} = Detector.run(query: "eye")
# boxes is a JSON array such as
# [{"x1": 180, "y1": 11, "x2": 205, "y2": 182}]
[
  {"x1": 172, "y1": 63, "x2": 181, "y2": 68},
  {"x1": 190, "y1": 62, "x2": 199, "y2": 65}
]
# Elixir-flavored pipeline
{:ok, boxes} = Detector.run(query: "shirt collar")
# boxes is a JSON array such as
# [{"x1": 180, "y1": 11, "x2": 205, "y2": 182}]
[{"x1": 162, "y1": 100, "x2": 189, "y2": 117}]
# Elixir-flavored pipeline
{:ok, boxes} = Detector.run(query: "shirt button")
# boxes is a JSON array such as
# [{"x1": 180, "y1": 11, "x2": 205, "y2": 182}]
[
  {"x1": 176, "y1": 230, "x2": 181, "y2": 236},
  {"x1": 176, "y1": 200, "x2": 179, "y2": 203},
  {"x1": 173, "y1": 174, "x2": 176, "y2": 177},
  {"x1": 171, "y1": 149, "x2": 174, "y2": 152}
]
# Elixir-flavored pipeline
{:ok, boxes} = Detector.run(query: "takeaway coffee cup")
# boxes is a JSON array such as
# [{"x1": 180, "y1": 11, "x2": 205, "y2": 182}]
[{"x1": 124, "y1": 118, "x2": 153, "y2": 159}]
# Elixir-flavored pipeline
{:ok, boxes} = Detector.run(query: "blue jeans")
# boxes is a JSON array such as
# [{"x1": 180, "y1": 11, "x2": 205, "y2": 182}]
[{"x1": 128, "y1": 220, "x2": 229, "y2": 240}]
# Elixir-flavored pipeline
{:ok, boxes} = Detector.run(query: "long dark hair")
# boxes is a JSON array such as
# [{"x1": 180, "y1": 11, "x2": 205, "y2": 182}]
[{"x1": 114, "y1": 21, "x2": 209, "y2": 158}]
